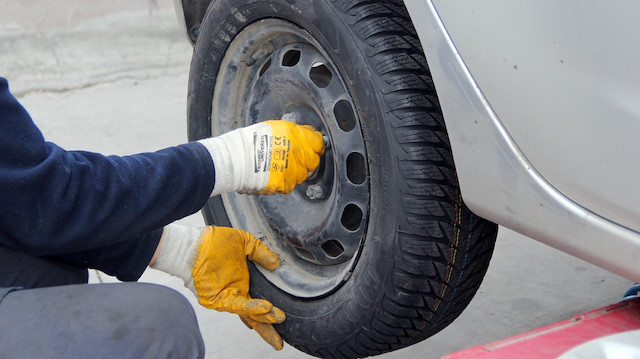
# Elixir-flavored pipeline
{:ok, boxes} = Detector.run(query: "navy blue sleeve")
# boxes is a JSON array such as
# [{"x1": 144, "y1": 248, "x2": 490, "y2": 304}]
[
  {"x1": 47, "y1": 228, "x2": 165, "y2": 282},
  {"x1": 0, "y1": 78, "x2": 215, "y2": 280}
]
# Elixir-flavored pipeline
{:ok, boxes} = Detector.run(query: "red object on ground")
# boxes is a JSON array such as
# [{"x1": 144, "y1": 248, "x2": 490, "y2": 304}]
[{"x1": 443, "y1": 299, "x2": 640, "y2": 359}]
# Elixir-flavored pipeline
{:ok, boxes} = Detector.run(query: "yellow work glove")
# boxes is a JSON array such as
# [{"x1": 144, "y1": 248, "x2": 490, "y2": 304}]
[
  {"x1": 198, "y1": 119, "x2": 325, "y2": 196},
  {"x1": 151, "y1": 224, "x2": 286, "y2": 350}
]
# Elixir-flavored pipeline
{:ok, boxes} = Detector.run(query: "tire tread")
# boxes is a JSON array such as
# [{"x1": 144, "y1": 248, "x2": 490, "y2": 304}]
[{"x1": 315, "y1": 0, "x2": 498, "y2": 357}]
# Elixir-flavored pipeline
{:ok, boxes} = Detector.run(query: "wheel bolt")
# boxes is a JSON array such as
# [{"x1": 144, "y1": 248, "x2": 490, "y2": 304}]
[
  {"x1": 322, "y1": 135, "x2": 330, "y2": 149},
  {"x1": 306, "y1": 184, "x2": 324, "y2": 200}
]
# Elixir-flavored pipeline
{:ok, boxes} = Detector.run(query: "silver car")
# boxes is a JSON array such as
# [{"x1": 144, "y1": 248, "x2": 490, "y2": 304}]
[{"x1": 175, "y1": 0, "x2": 640, "y2": 357}]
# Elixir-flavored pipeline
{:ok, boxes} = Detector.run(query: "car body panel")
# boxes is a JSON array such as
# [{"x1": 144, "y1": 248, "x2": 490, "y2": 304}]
[
  {"x1": 431, "y1": 0, "x2": 640, "y2": 234},
  {"x1": 404, "y1": 0, "x2": 640, "y2": 282}
]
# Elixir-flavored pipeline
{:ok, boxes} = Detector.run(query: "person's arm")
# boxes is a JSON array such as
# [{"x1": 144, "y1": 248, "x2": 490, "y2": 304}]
[{"x1": 0, "y1": 78, "x2": 214, "y2": 258}]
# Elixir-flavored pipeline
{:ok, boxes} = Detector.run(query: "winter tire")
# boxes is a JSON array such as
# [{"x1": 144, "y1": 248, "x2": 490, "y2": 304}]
[{"x1": 187, "y1": 1, "x2": 499, "y2": 358}]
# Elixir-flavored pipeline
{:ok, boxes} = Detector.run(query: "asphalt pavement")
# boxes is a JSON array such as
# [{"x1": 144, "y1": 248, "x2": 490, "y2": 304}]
[{"x1": 1, "y1": 1, "x2": 633, "y2": 358}]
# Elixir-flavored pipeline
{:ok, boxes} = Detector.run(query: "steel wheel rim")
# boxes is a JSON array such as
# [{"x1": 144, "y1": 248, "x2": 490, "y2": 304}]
[{"x1": 210, "y1": 19, "x2": 369, "y2": 297}]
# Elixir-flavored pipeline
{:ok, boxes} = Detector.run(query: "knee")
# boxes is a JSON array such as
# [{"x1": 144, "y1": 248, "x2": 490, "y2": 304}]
[
  {"x1": 0, "y1": 283, "x2": 205, "y2": 359},
  {"x1": 136, "y1": 283, "x2": 195, "y2": 317},
  {"x1": 115, "y1": 283, "x2": 205, "y2": 359}
]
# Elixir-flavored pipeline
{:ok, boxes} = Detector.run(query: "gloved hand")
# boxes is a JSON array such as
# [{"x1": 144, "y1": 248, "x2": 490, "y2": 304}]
[
  {"x1": 151, "y1": 224, "x2": 286, "y2": 350},
  {"x1": 199, "y1": 120, "x2": 325, "y2": 196}
]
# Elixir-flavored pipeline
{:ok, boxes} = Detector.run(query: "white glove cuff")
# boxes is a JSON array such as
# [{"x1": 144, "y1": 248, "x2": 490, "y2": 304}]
[
  {"x1": 150, "y1": 224, "x2": 202, "y2": 293},
  {"x1": 198, "y1": 123, "x2": 272, "y2": 196}
]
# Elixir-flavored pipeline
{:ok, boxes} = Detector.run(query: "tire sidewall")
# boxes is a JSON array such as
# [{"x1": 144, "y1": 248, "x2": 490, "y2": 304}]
[{"x1": 188, "y1": 0, "x2": 401, "y2": 346}]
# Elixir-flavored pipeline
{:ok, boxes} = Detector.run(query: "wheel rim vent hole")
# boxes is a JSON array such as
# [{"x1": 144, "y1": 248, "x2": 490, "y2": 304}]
[
  {"x1": 282, "y1": 50, "x2": 301, "y2": 67},
  {"x1": 321, "y1": 239, "x2": 344, "y2": 258},
  {"x1": 334, "y1": 99, "x2": 356, "y2": 132},
  {"x1": 341, "y1": 204, "x2": 363, "y2": 231},
  {"x1": 259, "y1": 58, "x2": 272, "y2": 77},
  {"x1": 346, "y1": 152, "x2": 366, "y2": 185},
  {"x1": 309, "y1": 62, "x2": 332, "y2": 88}
]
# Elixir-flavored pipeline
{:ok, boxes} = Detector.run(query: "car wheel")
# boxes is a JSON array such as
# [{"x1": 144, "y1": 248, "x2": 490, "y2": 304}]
[{"x1": 187, "y1": 1, "x2": 498, "y2": 358}]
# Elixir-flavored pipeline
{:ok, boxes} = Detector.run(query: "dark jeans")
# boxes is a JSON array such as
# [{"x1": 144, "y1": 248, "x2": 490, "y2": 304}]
[{"x1": 0, "y1": 246, "x2": 205, "y2": 359}]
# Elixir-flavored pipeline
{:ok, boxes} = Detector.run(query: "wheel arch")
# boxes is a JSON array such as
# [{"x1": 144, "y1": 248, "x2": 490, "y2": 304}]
[{"x1": 174, "y1": 0, "x2": 213, "y2": 44}]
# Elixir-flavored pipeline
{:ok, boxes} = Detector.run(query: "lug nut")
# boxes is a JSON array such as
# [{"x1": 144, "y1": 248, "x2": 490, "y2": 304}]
[
  {"x1": 306, "y1": 184, "x2": 324, "y2": 200},
  {"x1": 322, "y1": 135, "x2": 330, "y2": 149}
]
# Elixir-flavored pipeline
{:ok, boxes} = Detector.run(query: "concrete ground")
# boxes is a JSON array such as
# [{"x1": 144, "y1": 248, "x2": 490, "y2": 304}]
[{"x1": 1, "y1": 1, "x2": 633, "y2": 358}]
